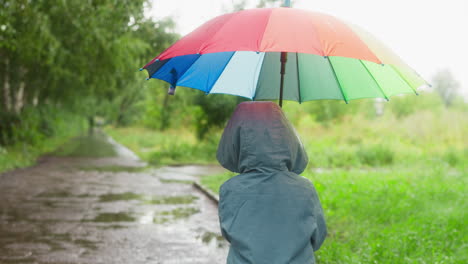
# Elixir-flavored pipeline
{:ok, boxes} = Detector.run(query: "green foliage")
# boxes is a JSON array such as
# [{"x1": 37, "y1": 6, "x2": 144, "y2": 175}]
[
  {"x1": 104, "y1": 126, "x2": 220, "y2": 166},
  {"x1": 386, "y1": 91, "x2": 444, "y2": 118},
  {"x1": 0, "y1": 105, "x2": 85, "y2": 146},
  {"x1": 193, "y1": 94, "x2": 245, "y2": 140},
  {"x1": 0, "y1": 106, "x2": 86, "y2": 173},
  {"x1": 356, "y1": 144, "x2": 394, "y2": 166}
]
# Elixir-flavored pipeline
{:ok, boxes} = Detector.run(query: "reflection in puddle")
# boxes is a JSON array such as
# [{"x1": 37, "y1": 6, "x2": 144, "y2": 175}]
[
  {"x1": 159, "y1": 178, "x2": 194, "y2": 184},
  {"x1": 36, "y1": 191, "x2": 73, "y2": 198},
  {"x1": 199, "y1": 231, "x2": 226, "y2": 248},
  {"x1": 100, "y1": 225, "x2": 127, "y2": 230},
  {"x1": 154, "y1": 207, "x2": 200, "y2": 224},
  {"x1": 99, "y1": 192, "x2": 198, "y2": 205},
  {"x1": 90, "y1": 212, "x2": 136, "y2": 222},
  {"x1": 79, "y1": 165, "x2": 148, "y2": 173},
  {"x1": 90, "y1": 207, "x2": 200, "y2": 225},
  {"x1": 138, "y1": 210, "x2": 156, "y2": 224}
]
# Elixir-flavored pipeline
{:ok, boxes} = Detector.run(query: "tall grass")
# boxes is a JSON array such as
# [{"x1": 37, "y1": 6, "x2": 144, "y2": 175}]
[
  {"x1": 0, "y1": 106, "x2": 87, "y2": 173},
  {"x1": 309, "y1": 165, "x2": 466, "y2": 263},
  {"x1": 200, "y1": 164, "x2": 467, "y2": 263}
]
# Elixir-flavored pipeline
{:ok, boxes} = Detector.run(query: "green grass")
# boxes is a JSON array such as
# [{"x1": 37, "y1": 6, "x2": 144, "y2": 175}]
[
  {"x1": 201, "y1": 164, "x2": 467, "y2": 263},
  {"x1": 0, "y1": 131, "x2": 86, "y2": 173},
  {"x1": 0, "y1": 108, "x2": 87, "y2": 174},
  {"x1": 104, "y1": 126, "x2": 218, "y2": 166}
]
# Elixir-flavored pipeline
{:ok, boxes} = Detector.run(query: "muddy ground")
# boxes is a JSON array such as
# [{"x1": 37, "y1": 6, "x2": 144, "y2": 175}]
[{"x1": 0, "y1": 136, "x2": 228, "y2": 264}]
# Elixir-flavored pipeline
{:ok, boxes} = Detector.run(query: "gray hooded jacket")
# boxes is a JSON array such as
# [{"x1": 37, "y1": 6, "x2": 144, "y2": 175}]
[{"x1": 217, "y1": 101, "x2": 327, "y2": 264}]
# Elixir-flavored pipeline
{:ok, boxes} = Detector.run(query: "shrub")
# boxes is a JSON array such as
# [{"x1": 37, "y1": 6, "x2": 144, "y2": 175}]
[{"x1": 356, "y1": 144, "x2": 394, "y2": 167}]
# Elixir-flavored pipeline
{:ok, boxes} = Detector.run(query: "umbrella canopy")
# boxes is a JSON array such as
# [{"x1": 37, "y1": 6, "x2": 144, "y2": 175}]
[{"x1": 142, "y1": 7, "x2": 428, "y2": 104}]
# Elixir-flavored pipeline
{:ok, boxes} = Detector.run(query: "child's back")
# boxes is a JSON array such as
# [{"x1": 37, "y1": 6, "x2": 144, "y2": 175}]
[{"x1": 217, "y1": 101, "x2": 327, "y2": 264}]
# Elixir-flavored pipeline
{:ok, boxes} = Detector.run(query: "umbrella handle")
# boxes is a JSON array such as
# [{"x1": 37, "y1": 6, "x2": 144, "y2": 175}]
[
  {"x1": 168, "y1": 68, "x2": 177, "y2": 95},
  {"x1": 168, "y1": 85, "x2": 176, "y2": 95}
]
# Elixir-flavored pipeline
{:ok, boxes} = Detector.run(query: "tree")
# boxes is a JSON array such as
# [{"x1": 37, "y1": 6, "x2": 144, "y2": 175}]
[
  {"x1": 432, "y1": 69, "x2": 460, "y2": 107},
  {"x1": 0, "y1": 0, "x2": 179, "y2": 143}
]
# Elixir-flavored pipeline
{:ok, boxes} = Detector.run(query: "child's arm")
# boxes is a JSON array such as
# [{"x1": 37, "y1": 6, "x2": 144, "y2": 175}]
[{"x1": 311, "y1": 206, "x2": 327, "y2": 251}]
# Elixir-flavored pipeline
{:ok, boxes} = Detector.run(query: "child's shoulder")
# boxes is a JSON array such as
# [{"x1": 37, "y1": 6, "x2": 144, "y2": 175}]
[{"x1": 219, "y1": 173, "x2": 241, "y2": 194}]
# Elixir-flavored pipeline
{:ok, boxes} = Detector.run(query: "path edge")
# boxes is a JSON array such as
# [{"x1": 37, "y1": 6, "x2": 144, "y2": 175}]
[{"x1": 193, "y1": 181, "x2": 219, "y2": 205}]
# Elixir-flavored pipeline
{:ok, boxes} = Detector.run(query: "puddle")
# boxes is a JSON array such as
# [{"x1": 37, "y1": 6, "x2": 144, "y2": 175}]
[
  {"x1": 89, "y1": 207, "x2": 200, "y2": 225},
  {"x1": 145, "y1": 195, "x2": 198, "y2": 205},
  {"x1": 73, "y1": 239, "x2": 98, "y2": 250},
  {"x1": 159, "y1": 178, "x2": 194, "y2": 184},
  {"x1": 153, "y1": 207, "x2": 200, "y2": 224},
  {"x1": 99, "y1": 192, "x2": 198, "y2": 205},
  {"x1": 0, "y1": 228, "x2": 98, "y2": 256},
  {"x1": 98, "y1": 224, "x2": 127, "y2": 230},
  {"x1": 36, "y1": 191, "x2": 92, "y2": 199},
  {"x1": 36, "y1": 191, "x2": 73, "y2": 198},
  {"x1": 199, "y1": 231, "x2": 226, "y2": 248},
  {"x1": 99, "y1": 192, "x2": 143, "y2": 202},
  {"x1": 89, "y1": 212, "x2": 136, "y2": 222}
]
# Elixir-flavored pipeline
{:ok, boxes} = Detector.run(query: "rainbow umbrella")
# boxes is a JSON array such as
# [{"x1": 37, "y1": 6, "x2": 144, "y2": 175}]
[{"x1": 142, "y1": 6, "x2": 428, "y2": 106}]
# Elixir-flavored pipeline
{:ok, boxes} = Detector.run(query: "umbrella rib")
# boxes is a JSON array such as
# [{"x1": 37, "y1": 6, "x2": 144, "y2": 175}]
[
  {"x1": 252, "y1": 52, "x2": 269, "y2": 101},
  {"x1": 326, "y1": 57, "x2": 348, "y2": 104},
  {"x1": 199, "y1": 12, "x2": 241, "y2": 54},
  {"x1": 296, "y1": 53, "x2": 302, "y2": 104},
  {"x1": 359, "y1": 60, "x2": 389, "y2": 101},
  {"x1": 174, "y1": 54, "x2": 203, "y2": 86},
  {"x1": 206, "y1": 52, "x2": 236, "y2": 94},
  {"x1": 388, "y1": 64, "x2": 420, "y2": 95}
]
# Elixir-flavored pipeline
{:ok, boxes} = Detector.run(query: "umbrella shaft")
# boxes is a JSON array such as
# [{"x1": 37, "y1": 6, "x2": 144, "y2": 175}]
[{"x1": 279, "y1": 52, "x2": 288, "y2": 107}]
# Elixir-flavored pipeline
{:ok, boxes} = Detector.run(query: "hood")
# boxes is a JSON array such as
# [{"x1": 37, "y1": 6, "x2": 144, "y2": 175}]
[{"x1": 217, "y1": 101, "x2": 308, "y2": 174}]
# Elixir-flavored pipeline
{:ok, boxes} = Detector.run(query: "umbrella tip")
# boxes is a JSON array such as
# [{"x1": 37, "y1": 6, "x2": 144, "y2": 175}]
[
  {"x1": 146, "y1": 77, "x2": 150, "y2": 81},
  {"x1": 139, "y1": 68, "x2": 144, "y2": 71}
]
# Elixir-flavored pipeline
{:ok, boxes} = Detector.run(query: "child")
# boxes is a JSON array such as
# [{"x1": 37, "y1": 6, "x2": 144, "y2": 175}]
[{"x1": 217, "y1": 101, "x2": 327, "y2": 264}]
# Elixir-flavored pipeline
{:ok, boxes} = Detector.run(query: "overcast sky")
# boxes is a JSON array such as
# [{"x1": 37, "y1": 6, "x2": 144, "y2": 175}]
[{"x1": 147, "y1": 0, "x2": 468, "y2": 97}]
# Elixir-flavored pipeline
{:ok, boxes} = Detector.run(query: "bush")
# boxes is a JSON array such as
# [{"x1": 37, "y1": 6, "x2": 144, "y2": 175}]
[
  {"x1": 0, "y1": 106, "x2": 87, "y2": 173},
  {"x1": 356, "y1": 144, "x2": 394, "y2": 167}
]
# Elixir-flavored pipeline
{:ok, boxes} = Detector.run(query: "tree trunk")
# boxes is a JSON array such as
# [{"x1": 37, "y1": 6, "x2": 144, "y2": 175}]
[
  {"x1": 14, "y1": 81, "x2": 25, "y2": 114},
  {"x1": 88, "y1": 116, "x2": 95, "y2": 135},
  {"x1": 3, "y1": 59, "x2": 11, "y2": 112}
]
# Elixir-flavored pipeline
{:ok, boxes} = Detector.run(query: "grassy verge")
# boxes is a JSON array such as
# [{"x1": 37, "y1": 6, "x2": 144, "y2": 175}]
[
  {"x1": 201, "y1": 164, "x2": 467, "y2": 263},
  {"x1": 104, "y1": 126, "x2": 219, "y2": 166},
  {"x1": 0, "y1": 112, "x2": 87, "y2": 174},
  {"x1": 0, "y1": 135, "x2": 80, "y2": 173}
]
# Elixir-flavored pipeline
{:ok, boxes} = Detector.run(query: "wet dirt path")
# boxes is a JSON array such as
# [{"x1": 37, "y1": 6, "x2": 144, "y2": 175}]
[{"x1": 0, "y1": 136, "x2": 228, "y2": 264}]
